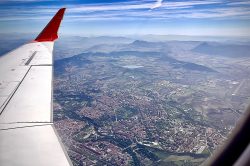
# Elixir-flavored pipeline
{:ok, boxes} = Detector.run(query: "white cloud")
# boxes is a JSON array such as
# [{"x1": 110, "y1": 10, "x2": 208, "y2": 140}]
[
  {"x1": 163, "y1": 0, "x2": 222, "y2": 7},
  {"x1": 0, "y1": 0, "x2": 54, "y2": 3},
  {"x1": 227, "y1": 1, "x2": 250, "y2": 6},
  {"x1": 150, "y1": 0, "x2": 163, "y2": 9},
  {"x1": 1, "y1": 0, "x2": 250, "y2": 21}
]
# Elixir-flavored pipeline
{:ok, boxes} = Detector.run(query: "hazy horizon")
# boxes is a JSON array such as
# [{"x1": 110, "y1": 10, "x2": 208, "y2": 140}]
[{"x1": 1, "y1": 32, "x2": 250, "y2": 42}]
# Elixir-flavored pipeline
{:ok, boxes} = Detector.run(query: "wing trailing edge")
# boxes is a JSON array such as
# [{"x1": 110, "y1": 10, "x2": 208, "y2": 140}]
[{"x1": 34, "y1": 8, "x2": 66, "y2": 42}]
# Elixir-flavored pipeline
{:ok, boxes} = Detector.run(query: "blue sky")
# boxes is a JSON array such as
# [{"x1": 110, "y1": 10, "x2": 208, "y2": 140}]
[{"x1": 0, "y1": 0, "x2": 250, "y2": 36}]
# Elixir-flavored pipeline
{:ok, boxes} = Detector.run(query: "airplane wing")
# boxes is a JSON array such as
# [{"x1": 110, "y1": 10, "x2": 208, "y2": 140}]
[{"x1": 0, "y1": 8, "x2": 72, "y2": 166}]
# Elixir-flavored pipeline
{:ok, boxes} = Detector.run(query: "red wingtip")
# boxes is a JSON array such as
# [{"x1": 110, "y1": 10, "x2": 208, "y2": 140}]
[{"x1": 34, "y1": 8, "x2": 66, "y2": 42}]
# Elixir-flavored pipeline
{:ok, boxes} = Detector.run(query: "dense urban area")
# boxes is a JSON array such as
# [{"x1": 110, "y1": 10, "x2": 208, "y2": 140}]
[{"x1": 50, "y1": 36, "x2": 250, "y2": 166}]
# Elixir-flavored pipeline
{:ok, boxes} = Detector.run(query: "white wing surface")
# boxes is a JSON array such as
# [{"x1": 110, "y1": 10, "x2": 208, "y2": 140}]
[{"x1": 0, "y1": 8, "x2": 72, "y2": 166}]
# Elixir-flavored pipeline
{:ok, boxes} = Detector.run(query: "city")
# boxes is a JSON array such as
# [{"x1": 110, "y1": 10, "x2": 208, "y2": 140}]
[{"x1": 53, "y1": 38, "x2": 250, "y2": 165}]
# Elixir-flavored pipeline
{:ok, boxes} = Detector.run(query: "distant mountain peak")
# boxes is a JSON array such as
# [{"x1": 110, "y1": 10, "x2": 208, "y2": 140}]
[
  {"x1": 193, "y1": 42, "x2": 250, "y2": 58},
  {"x1": 130, "y1": 40, "x2": 160, "y2": 48},
  {"x1": 132, "y1": 40, "x2": 151, "y2": 44}
]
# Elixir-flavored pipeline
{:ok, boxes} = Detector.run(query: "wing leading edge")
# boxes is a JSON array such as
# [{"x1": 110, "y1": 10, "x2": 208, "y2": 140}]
[{"x1": 0, "y1": 8, "x2": 72, "y2": 166}]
